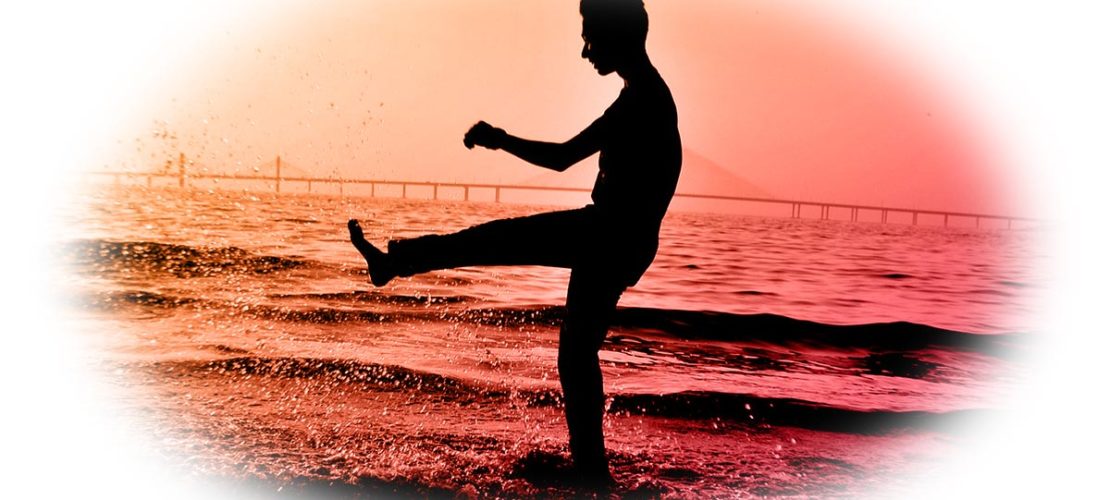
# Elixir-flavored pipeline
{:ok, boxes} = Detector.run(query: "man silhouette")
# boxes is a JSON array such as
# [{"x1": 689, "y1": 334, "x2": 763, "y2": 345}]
[{"x1": 349, "y1": 0, "x2": 680, "y2": 484}]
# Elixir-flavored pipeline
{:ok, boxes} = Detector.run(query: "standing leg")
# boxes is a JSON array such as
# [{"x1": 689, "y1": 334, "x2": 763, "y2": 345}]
[{"x1": 558, "y1": 266, "x2": 624, "y2": 482}]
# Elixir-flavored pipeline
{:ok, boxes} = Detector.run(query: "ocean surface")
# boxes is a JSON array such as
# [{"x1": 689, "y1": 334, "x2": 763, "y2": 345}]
[{"x1": 60, "y1": 186, "x2": 1038, "y2": 498}]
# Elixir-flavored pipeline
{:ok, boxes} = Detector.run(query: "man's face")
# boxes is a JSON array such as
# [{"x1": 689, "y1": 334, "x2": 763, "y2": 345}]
[{"x1": 581, "y1": 22, "x2": 617, "y2": 76}]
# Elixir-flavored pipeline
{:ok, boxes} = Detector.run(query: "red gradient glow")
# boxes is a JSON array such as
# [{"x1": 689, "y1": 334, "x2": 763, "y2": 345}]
[
  {"x1": 98, "y1": 0, "x2": 1014, "y2": 216},
  {"x1": 13, "y1": 0, "x2": 1110, "y2": 497}
]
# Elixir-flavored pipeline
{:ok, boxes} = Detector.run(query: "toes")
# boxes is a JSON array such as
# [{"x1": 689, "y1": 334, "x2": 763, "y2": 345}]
[{"x1": 348, "y1": 219, "x2": 363, "y2": 237}]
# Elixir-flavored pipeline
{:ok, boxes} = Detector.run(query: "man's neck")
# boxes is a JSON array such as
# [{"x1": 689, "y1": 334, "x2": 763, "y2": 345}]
[{"x1": 617, "y1": 52, "x2": 655, "y2": 87}]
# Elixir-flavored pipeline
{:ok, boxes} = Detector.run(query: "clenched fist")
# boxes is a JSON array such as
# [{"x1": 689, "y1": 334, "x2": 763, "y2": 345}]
[{"x1": 463, "y1": 121, "x2": 508, "y2": 150}]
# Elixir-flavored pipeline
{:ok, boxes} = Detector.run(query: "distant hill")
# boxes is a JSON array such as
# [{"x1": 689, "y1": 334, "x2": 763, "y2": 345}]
[
  {"x1": 675, "y1": 148, "x2": 773, "y2": 198},
  {"x1": 515, "y1": 148, "x2": 773, "y2": 199}
]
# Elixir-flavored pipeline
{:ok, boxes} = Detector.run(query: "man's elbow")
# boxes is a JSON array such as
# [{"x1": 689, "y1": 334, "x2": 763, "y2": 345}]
[
  {"x1": 551, "y1": 146, "x2": 590, "y2": 172},
  {"x1": 546, "y1": 152, "x2": 575, "y2": 172}
]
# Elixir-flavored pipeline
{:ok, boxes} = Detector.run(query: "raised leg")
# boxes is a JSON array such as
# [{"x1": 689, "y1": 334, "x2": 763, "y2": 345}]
[{"x1": 387, "y1": 206, "x2": 597, "y2": 276}]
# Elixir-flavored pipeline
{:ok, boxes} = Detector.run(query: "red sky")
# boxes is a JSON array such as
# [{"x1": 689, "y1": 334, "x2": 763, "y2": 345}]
[{"x1": 105, "y1": 0, "x2": 1014, "y2": 215}]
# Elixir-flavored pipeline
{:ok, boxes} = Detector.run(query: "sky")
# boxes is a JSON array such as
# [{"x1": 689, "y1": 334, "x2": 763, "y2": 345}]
[
  {"x1": 96, "y1": 0, "x2": 1013, "y2": 215},
  {"x1": 6, "y1": 1, "x2": 1110, "y2": 499}
]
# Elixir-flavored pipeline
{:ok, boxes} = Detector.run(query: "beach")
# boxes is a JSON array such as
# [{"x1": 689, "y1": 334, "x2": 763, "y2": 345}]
[{"x1": 60, "y1": 186, "x2": 1035, "y2": 497}]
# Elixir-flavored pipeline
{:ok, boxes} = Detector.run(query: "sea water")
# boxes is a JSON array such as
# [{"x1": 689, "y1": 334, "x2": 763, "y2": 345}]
[{"x1": 59, "y1": 186, "x2": 1038, "y2": 497}]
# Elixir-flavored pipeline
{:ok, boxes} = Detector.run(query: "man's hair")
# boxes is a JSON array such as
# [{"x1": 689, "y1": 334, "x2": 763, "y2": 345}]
[{"x1": 580, "y1": 0, "x2": 649, "y2": 45}]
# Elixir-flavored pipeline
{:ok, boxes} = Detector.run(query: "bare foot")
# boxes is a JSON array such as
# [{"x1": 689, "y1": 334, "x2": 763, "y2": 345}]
[{"x1": 348, "y1": 219, "x2": 395, "y2": 286}]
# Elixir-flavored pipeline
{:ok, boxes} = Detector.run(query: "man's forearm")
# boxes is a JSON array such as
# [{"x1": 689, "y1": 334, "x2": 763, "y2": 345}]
[{"x1": 499, "y1": 134, "x2": 578, "y2": 172}]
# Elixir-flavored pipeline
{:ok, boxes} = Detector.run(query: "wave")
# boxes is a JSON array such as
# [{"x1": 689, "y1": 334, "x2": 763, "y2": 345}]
[
  {"x1": 131, "y1": 356, "x2": 985, "y2": 434},
  {"x1": 609, "y1": 306, "x2": 1020, "y2": 353},
  {"x1": 443, "y1": 305, "x2": 1020, "y2": 354},
  {"x1": 137, "y1": 356, "x2": 504, "y2": 404},
  {"x1": 268, "y1": 290, "x2": 474, "y2": 306},
  {"x1": 83, "y1": 289, "x2": 1020, "y2": 354},
  {"x1": 79, "y1": 290, "x2": 471, "y2": 325},
  {"x1": 63, "y1": 239, "x2": 310, "y2": 278},
  {"x1": 604, "y1": 391, "x2": 990, "y2": 435}
]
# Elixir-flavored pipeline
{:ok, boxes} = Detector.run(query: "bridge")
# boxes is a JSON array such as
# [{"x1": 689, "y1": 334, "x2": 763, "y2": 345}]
[{"x1": 86, "y1": 154, "x2": 1033, "y2": 229}]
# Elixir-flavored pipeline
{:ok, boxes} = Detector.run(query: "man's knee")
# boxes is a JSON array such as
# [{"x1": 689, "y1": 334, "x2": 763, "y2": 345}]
[{"x1": 558, "y1": 333, "x2": 600, "y2": 383}]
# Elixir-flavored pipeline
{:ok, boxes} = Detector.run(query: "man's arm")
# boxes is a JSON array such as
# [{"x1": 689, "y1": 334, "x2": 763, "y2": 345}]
[{"x1": 464, "y1": 120, "x2": 602, "y2": 172}]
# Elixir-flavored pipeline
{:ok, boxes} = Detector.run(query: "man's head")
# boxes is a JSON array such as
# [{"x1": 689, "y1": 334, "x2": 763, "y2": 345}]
[{"x1": 579, "y1": 0, "x2": 649, "y2": 75}]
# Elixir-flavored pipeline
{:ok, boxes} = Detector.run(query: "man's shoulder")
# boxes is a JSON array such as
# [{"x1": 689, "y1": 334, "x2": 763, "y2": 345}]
[{"x1": 610, "y1": 81, "x2": 676, "y2": 117}]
